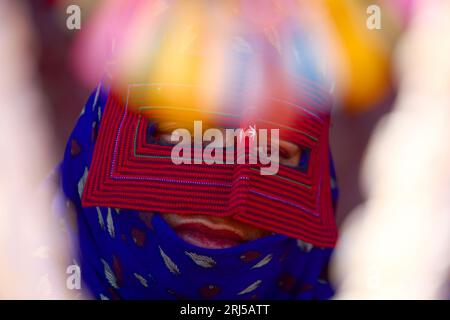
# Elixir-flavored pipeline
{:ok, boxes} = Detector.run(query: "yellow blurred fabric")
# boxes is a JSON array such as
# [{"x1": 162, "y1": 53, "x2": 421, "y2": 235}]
[{"x1": 323, "y1": 0, "x2": 397, "y2": 112}]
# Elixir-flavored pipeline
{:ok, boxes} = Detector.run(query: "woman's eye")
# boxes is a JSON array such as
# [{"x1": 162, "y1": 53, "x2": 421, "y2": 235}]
[
  {"x1": 279, "y1": 147, "x2": 290, "y2": 159},
  {"x1": 148, "y1": 121, "x2": 191, "y2": 146},
  {"x1": 152, "y1": 123, "x2": 228, "y2": 147},
  {"x1": 158, "y1": 128, "x2": 191, "y2": 145},
  {"x1": 158, "y1": 133, "x2": 178, "y2": 145},
  {"x1": 278, "y1": 141, "x2": 301, "y2": 167}
]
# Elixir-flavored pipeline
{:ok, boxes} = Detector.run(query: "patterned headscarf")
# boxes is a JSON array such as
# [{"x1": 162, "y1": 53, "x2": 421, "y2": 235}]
[{"x1": 60, "y1": 81, "x2": 337, "y2": 300}]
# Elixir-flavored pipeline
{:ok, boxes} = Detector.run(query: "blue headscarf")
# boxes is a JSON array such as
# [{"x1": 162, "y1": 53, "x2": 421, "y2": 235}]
[{"x1": 60, "y1": 81, "x2": 337, "y2": 300}]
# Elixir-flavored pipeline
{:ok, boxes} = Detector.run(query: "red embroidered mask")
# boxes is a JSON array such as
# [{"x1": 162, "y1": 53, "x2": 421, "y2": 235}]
[{"x1": 82, "y1": 79, "x2": 338, "y2": 247}]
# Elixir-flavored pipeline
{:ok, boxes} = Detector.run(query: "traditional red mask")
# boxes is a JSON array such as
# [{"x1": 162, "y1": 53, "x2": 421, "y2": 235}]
[{"x1": 82, "y1": 78, "x2": 338, "y2": 247}]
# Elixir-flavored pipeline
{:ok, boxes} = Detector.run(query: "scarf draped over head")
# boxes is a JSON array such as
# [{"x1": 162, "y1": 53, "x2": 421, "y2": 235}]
[{"x1": 60, "y1": 81, "x2": 338, "y2": 300}]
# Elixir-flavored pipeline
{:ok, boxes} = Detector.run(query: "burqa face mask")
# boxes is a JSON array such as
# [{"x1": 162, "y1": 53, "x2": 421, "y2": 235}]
[{"x1": 81, "y1": 79, "x2": 337, "y2": 247}]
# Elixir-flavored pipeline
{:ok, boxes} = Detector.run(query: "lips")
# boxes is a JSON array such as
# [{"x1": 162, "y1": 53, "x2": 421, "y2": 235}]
[{"x1": 174, "y1": 222, "x2": 244, "y2": 249}]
